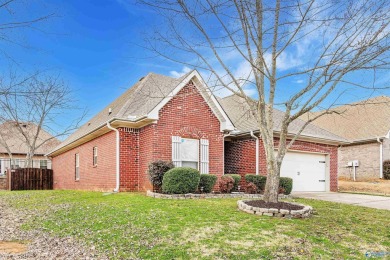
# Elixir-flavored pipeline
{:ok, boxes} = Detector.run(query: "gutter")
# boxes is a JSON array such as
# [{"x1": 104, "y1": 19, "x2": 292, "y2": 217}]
[
  {"x1": 107, "y1": 121, "x2": 120, "y2": 192},
  {"x1": 250, "y1": 131, "x2": 259, "y2": 175},
  {"x1": 377, "y1": 137, "x2": 384, "y2": 179},
  {"x1": 46, "y1": 116, "x2": 149, "y2": 157},
  {"x1": 231, "y1": 129, "x2": 349, "y2": 146}
]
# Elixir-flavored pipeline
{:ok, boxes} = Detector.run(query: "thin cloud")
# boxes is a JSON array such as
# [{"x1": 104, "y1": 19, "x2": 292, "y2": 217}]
[{"x1": 169, "y1": 66, "x2": 192, "y2": 78}]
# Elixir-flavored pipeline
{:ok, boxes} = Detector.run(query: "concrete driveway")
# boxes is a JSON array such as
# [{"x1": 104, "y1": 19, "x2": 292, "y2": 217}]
[{"x1": 292, "y1": 192, "x2": 390, "y2": 210}]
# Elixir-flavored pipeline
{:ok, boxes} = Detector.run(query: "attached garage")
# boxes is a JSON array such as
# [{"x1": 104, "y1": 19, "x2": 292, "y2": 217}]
[{"x1": 280, "y1": 151, "x2": 328, "y2": 192}]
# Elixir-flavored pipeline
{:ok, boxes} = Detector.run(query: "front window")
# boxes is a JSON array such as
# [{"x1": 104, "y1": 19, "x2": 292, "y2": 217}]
[
  {"x1": 40, "y1": 160, "x2": 48, "y2": 169},
  {"x1": 12, "y1": 159, "x2": 20, "y2": 169},
  {"x1": 93, "y1": 147, "x2": 98, "y2": 166},
  {"x1": 180, "y1": 138, "x2": 199, "y2": 170},
  {"x1": 75, "y1": 153, "x2": 80, "y2": 180}
]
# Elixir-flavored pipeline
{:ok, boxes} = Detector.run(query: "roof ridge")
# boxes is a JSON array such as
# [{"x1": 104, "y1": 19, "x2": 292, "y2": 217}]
[{"x1": 324, "y1": 95, "x2": 390, "y2": 111}]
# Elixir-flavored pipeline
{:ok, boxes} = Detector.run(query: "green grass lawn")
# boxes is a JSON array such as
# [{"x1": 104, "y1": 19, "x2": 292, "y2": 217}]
[{"x1": 0, "y1": 190, "x2": 389, "y2": 259}]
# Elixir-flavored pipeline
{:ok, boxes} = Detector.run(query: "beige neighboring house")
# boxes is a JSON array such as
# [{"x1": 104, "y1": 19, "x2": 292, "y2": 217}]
[
  {"x1": 0, "y1": 121, "x2": 60, "y2": 175},
  {"x1": 302, "y1": 96, "x2": 390, "y2": 180}
]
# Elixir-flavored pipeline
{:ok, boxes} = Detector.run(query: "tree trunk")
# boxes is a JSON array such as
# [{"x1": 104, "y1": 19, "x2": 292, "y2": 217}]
[
  {"x1": 25, "y1": 150, "x2": 34, "y2": 168},
  {"x1": 263, "y1": 160, "x2": 280, "y2": 203}
]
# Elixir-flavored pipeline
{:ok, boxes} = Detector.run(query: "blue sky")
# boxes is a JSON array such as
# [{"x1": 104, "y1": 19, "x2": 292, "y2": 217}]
[
  {"x1": 1, "y1": 0, "x2": 181, "y2": 124},
  {"x1": 1, "y1": 0, "x2": 389, "y2": 136}
]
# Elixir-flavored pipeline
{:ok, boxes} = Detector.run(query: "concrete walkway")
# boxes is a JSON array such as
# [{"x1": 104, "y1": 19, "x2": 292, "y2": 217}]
[{"x1": 292, "y1": 192, "x2": 390, "y2": 210}]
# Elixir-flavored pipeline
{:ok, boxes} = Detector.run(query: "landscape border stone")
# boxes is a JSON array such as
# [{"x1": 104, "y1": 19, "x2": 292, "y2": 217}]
[
  {"x1": 146, "y1": 190, "x2": 291, "y2": 200},
  {"x1": 237, "y1": 200, "x2": 313, "y2": 218}
]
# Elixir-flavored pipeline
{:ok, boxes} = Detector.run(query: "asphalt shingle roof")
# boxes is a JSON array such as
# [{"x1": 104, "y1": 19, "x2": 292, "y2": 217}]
[
  {"x1": 219, "y1": 94, "x2": 347, "y2": 142},
  {"x1": 53, "y1": 71, "x2": 348, "y2": 154},
  {"x1": 300, "y1": 96, "x2": 390, "y2": 141},
  {"x1": 0, "y1": 121, "x2": 60, "y2": 155},
  {"x1": 53, "y1": 72, "x2": 192, "y2": 152}
]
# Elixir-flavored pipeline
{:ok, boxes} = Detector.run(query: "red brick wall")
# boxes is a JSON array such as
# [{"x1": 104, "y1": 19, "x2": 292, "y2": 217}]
[
  {"x1": 52, "y1": 131, "x2": 116, "y2": 191},
  {"x1": 224, "y1": 137, "x2": 256, "y2": 175},
  {"x1": 138, "y1": 81, "x2": 224, "y2": 190},
  {"x1": 138, "y1": 124, "x2": 156, "y2": 191},
  {"x1": 225, "y1": 137, "x2": 338, "y2": 191},
  {"x1": 52, "y1": 81, "x2": 224, "y2": 192},
  {"x1": 119, "y1": 128, "x2": 139, "y2": 191}
]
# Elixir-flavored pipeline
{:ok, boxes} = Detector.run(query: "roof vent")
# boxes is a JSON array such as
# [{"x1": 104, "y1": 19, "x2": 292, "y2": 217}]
[
  {"x1": 108, "y1": 108, "x2": 112, "y2": 115},
  {"x1": 139, "y1": 77, "x2": 145, "y2": 82}
]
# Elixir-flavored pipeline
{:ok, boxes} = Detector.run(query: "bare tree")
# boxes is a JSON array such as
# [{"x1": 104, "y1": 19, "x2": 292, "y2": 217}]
[
  {"x1": 139, "y1": 0, "x2": 390, "y2": 202},
  {"x1": 0, "y1": 0, "x2": 56, "y2": 62},
  {"x1": 0, "y1": 73, "x2": 85, "y2": 167}
]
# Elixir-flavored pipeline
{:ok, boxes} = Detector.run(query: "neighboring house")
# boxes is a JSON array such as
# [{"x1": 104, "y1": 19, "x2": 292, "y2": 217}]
[
  {"x1": 301, "y1": 96, "x2": 390, "y2": 181},
  {"x1": 48, "y1": 70, "x2": 347, "y2": 192},
  {"x1": 0, "y1": 121, "x2": 59, "y2": 175}
]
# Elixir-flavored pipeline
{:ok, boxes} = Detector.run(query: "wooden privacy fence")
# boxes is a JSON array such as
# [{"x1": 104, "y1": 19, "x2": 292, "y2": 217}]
[{"x1": 8, "y1": 168, "x2": 53, "y2": 191}]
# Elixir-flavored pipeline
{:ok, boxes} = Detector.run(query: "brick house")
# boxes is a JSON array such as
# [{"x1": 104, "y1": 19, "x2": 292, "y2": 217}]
[
  {"x1": 0, "y1": 121, "x2": 58, "y2": 174},
  {"x1": 48, "y1": 70, "x2": 347, "y2": 192},
  {"x1": 302, "y1": 96, "x2": 390, "y2": 180}
]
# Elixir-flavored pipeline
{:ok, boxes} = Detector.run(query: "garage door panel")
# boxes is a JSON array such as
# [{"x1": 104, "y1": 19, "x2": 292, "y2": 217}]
[{"x1": 280, "y1": 152, "x2": 326, "y2": 192}]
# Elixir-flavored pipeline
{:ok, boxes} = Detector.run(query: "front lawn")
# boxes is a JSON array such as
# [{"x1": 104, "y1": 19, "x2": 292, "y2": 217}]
[{"x1": 0, "y1": 190, "x2": 389, "y2": 259}]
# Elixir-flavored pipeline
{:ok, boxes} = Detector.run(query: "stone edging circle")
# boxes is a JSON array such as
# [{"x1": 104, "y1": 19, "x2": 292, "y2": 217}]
[
  {"x1": 237, "y1": 200, "x2": 313, "y2": 218},
  {"x1": 146, "y1": 190, "x2": 291, "y2": 200}
]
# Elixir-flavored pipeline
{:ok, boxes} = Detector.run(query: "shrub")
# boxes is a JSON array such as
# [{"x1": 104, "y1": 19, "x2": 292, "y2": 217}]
[
  {"x1": 245, "y1": 174, "x2": 267, "y2": 192},
  {"x1": 245, "y1": 175, "x2": 293, "y2": 195},
  {"x1": 245, "y1": 182, "x2": 258, "y2": 194},
  {"x1": 198, "y1": 174, "x2": 217, "y2": 193},
  {"x1": 383, "y1": 160, "x2": 390, "y2": 180},
  {"x1": 279, "y1": 177, "x2": 293, "y2": 195},
  {"x1": 224, "y1": 174, "x2": 242, "y2": 191},
  {"x1": 162, "y1": 167, "x2": 200, "y2": 194},
  {"x1": 148, "y1": 160, "x2": 175, "y2": 192},
  {"x1": 218, "y1": 176, "x2": 234, "y2": 193}
]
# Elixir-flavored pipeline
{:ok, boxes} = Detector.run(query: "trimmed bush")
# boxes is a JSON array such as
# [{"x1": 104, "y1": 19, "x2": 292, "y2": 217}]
[
  {"x1": 224, "y1": 174, "x2": 242, "y2": 191},
  {"x1": 279, "y1": 177, "x2": 293, "y2": 195},
  {"x1": 245, "y1": 182, "x2": 258, "y2": 194},
  {"x1": 383, "y1": 160, "x2": 390, "y2": 180},
  {"x1": 148, "y1": 160, "x2": 175, "y2": 192},
  {"x1": 245, "y1": 175, "x2": 293, "y2": 195},
  {"x1": 198, "y1": 174, "x2": 218, "y2": 193},
  {"x1": 162, "y1": 167, "x2": 200, "y2": 194},
  {"x1": 245, "y1": 174, "x2": 267, "y2": 192},
  {"x1": 218, "y1": 176, "x2": 234, "y2": 193}
]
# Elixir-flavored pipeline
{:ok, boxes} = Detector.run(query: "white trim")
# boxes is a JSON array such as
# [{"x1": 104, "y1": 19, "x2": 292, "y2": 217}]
[
  {"x1": 378, "y1": 137, "x2": 384, "y2": 178},
  {"x1": 75, "y1": 153, "x2": 80, "y2": 181},
  {"x1": 172, "y1": 136, "x2": 182, "y2": 167},
  {"x1": 200, "y1": 139, "x2": 209, "y2": 174},
  {"x1": 147, "y1": 70, "x2": 234, "y2": 131},
  {"x1": 191, "y1": 71, "x2": 234, "y2": 131},
  {"x1": 107, "y1": 122, "x2": 120, "y2": 192}
]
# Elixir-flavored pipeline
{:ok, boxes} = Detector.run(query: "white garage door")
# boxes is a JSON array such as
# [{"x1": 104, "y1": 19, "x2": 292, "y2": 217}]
[{"x1": 280, "y1": 152, "x2": 327, "y2": 192}]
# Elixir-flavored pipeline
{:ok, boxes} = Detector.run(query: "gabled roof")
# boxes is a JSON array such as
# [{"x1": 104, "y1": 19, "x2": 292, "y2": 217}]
[
  {"x1": 219, "y1": 94, "x2": 348, "y2": 144},
  {"x1": 0, "y1": 121, "x2": 60, "y2": 155},
  {"x1": 300, "y1": 96, "x2": 390, "y2": 142},
  {"x1": 48, "y1": 70, "x2": 234, "y2": 156}
]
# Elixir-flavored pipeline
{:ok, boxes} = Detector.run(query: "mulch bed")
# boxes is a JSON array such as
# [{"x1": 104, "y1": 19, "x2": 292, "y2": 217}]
[{"x1": 245, "y1": 200, "x2": 304, "y2": 210}]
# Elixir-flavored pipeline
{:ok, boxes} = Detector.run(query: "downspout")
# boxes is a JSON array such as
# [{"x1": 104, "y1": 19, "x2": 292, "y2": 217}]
[
  {"x1": 107, "y1": 121, "x2": 120, "y2": 192},
  {"x1": 377, "y1": 137, "x2": 383, "y2": 179},
  {"x1": 250, "y1": 131, "x2": 259, "y2": 175}
]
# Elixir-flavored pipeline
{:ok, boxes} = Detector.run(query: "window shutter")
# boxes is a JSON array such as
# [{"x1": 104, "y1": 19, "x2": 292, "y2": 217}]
[
  {"x1": 200, "y1": 139, "x2": 209, "y2": 174},
  {"x1": 172, "y1": 136, "x2": 182, "y2": 167}
]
